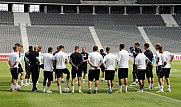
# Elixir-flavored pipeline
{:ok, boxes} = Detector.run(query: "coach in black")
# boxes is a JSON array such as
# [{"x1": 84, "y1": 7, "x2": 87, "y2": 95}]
[
  {"x1": 70, "y1": 46, "x2": 84, "y2": 93},
  {"x1": 144, "y1": 43, "x2": 154, "y2": 90},
  {"x1": 26, "y1": 46, "x2": 40, "y2": 92},
  {"x1": 81, "y1": 47, "x2": 89, "y2": 83}
]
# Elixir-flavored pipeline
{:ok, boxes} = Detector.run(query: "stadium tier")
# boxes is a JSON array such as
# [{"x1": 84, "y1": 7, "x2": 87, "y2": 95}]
[
  {"x1": 144, "y1": 27, "x2": 181, "y2": 53},
  {"x1": 29, "y1": 13, "x2": 166, "y2": 26},
  {"x1": 0, "y1": 25, "x2": 22, "y2": 53},
  {"x1": 137, "y1": 0, "x2": 181, "y2": 4},
  {"x1": 95, "y1": 25, "x2": 145, "y2": 52},
  {"x1": 173, "y1": 15, "x2": 181, "y2": 26},
  {"x1": 0, "y1": 12, "x2": 14, "y2": 25},
  {"x1": 26, "y1": 26, "x2": 96, "y2": 53}
]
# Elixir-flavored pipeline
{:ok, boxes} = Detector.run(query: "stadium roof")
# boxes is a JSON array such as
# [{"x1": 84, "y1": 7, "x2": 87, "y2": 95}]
[
  {"x1": 0, "y1": 0, "x2": 138, "y2": 5},
  {"x1": 0, "y1": 0, "x2": 180, "y2": 5},
  {"x1": 0, "y1": 0, "x2": 81, "y2": 4}
]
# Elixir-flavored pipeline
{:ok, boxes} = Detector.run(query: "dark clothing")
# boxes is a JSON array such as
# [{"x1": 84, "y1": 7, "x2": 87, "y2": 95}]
[
  {"x1": 130, "y1": 48, "x2": 142, "y2": 82},
  {"x1": 146, "y1": 66, "x2": 153, "y2": 79},
  {"x1": 88, "y1": 69, "x2": 100, "y2": 81},
  {"x1": 18, "y1": 64, "x2": 23, "y2": 73},
  {"x1": 101, "y1": 53, "x2": 106, "y2": 58},
  {"x1": 118, "y1": 68, "x2": 128, "y2": 79},
  {"x1": 11, "y1": 68, "x2": 19, "y2": 79},
  {"x1": 70, "y1": 52, "x2": 84, "y2": 78},
  {"x1": 26, "y1": 51, "x2": 39, "y2": 65},
  {"x1": 144, "y1": 49, "x2": 154, "y2": 78},
  {"x1": 144, "y1": 50, "x2": 153, "y2": 65},
  {"x1": 53, "y1": 51, "x2": 59, "y2": 71},
  {"x1": 24, "y1": 51, "x2": 30, "y2": 72},
  {"x1": 100, "y1": 53, "x2": 106, "y2": 71},
  {"x1": 159, "y1": 68, "x2": 171, "y2": 78},
  {"x1": 156, "y1": 65, "x2": 162, "y2": 76},
  {"x1": 44, "y1": 71, "x2": 53, "y2": 81},
  {"x1": 138, "y1": 70, "x2": 146, "y2": 80},
  {"x1": 26, "y1": 51, "x2": 39, "y2": 91},
  {"x1": 105, "y1": 70, "x2": 115, "y2": 80},
  {"x1": 81, "y1": 52, "x2": 88, "y2": 69},
  {"x1": 132, "y1": 64, "x2": 137, "y2": 82},
  {"x1": 70, "y1": 52, "x2": 84, "y2": 69},
  {"x1": 53, "y1": 51, "x2": 59, "y2": 56},
  {"x1": 31, "y1": 67, "x2": 39, "y2": 91},
  {"x1": 72, "y1": 69, "x2": 82, "y2": 78},
  {"x1": 55, "y1": 69, "x2": 70, "y2": 79},
  {"x1": 82, "y1": 67, "x2": 87, "y2": 74}
]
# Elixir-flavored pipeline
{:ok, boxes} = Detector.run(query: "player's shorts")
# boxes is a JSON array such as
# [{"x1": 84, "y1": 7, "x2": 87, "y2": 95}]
[
  {"x1": 11, "y1": 68, "x2": 19, "y2": 79},
  {"x1": 72, "y1": 68, "x2": 82, "y2": 78},
  {"x1": 159, "y1": 68, "x2": 171, "y2": 78},
  {"x1": 88, "y1": 69, "x2": 100, "y2": 81},
  {"x1": 137, "y1": 69, "x2": 146, "y2": 80},
  {"x1": 156, "y1": 65, "x2": 162, "y2": 76},
  {"x1": 81, "y1": 65, "x2": 87, "y2": 74},
  {"x1": 146, "y1": 65, "x2": 153, "y2": 79},
  {"x1": 132, "y1": 64, "x2": 138, "y2": 76},
  {"x1": 55, "y1": 69, "x2": 66, "y2": 78},
  {"x1": 100, "y1": 65, "x2": 105, "y2": 72},
  {"x1": 18, "y1": 64, "x2": 24, "y2": 73},
  {"x1": 44, "y1": 71, "x2": 53, "y2": 81},
  {"x1": 105, "y1": 70, "x2": 115, "y2": 80},
  {"x1": 118, "y1": 68, "x2": 128, "y2": 79},
  {"x1": 25, "y1": 64, "x2": 30, "y2": 73}
]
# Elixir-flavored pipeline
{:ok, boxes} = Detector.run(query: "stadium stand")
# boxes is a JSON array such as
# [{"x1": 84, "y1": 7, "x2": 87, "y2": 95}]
[
  {"x1": 111, "y1": 15, "x2": 165, "y2": 26},
  {"x1": 173, "y1": 15, "x2": 181, "y2": 26},
  {"x1": 144, "y1": 27, "x2": 181, "y2": 53},
  {"x1": 0, "y1": 12, "x2": 14, "y2": 25},
  {"x1": 29, "y1": 13, "x2": 94, "y2": 26},
  {"x1": 0, "y1": 25, "x2": 22, "y2": 53},
  {"x1": 0, "y1": 0, "x2": 81, "y2": 4},
  {"x1": 29, "y1": 13, "x2": 166, "y2": 26},
  {"x1": 26, "y1": 26, "x2": 96, "y2": 53},
  {"x1": 95, "y1": 25, "x2": 145, "y2": 52}
]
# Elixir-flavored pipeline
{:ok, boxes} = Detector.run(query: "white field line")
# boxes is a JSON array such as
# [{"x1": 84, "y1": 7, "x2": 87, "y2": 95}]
[{"x1": 113, "y1": 81, "x2": 181, "y2": 103}]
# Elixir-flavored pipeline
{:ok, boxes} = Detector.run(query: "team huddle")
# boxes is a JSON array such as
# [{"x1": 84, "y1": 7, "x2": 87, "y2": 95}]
[{"x1": 8, "y1": 42, "x2": 174, "y2": 94}]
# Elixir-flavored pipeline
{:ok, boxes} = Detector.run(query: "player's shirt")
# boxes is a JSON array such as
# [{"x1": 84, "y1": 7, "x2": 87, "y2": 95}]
[
  {"x1": 43, "y1": 53, "x2": 54, "y2": 71},
  {"x1": 161, "y1": 51, "x2": 174, "y2": 68},
  {"x1": 130, "y1": 48, "x2": 142, "y2": 64},
  {"x1": 54, "y1": 51, "x2": 68, "y2": 69},
  {"x1": 81, "y1": 52, "x2": 89, "y2": 67},
  {"x1": 88, "y1": 52, "x2": 103, "y2": 70},
  {"x1": 118, "y1": 50, "x2": 130, "y2": 68},
  {"x1": 8, "y1": 52, "x2": 20, "y2": 68},
  {"x1": 144, "y1": 49, "x2": 153, "y2": 65},
  {"x1": 70, "y1": 52, "x2": 84, "y2": 69},
  {"x1": 155, "y1": 51, "x2": 162, "y2": 66},
  {"x1": 26, "y1": 51, "x2": 39, "y2": 65},
  {"x1": 103, "y1": 53, "x2": 119, "y2": 70},
  {"x1": 135, "y1": 53, "x2": 148, "y2": 70}
]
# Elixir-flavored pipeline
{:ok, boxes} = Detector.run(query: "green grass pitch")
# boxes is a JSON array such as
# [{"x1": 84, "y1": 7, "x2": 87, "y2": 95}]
[{"x1": 0, "y1": 61, "x2": 181, "y2": 107}]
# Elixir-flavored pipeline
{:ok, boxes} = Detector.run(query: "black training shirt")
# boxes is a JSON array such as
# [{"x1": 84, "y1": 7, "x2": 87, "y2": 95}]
[
  {"x1": 26, "y1": 51, "x2": 39, "y2": 65},
  {"x1": 81, "y1": 52, "x2": 89, "y2": 67},
  {"x1": 144, "y1": 49, "x2": 153, "y2": 65},
  {"x1": 70, "y1": 52, "x2": 84, "y2": 69}
]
